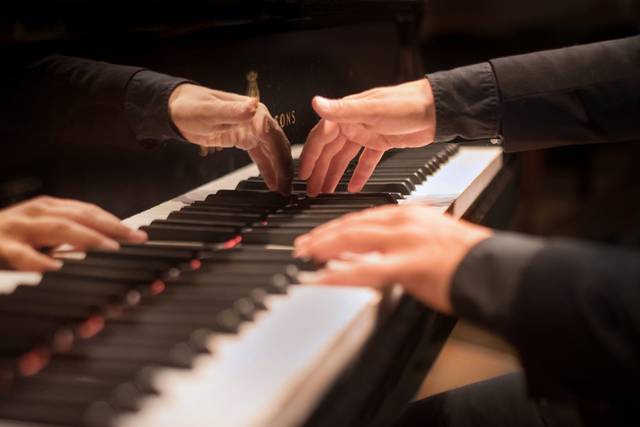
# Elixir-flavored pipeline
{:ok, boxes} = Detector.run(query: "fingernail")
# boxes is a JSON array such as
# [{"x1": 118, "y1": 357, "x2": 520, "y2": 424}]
[
  {"x1": 129, "y1": 229, "x2": 148, "y2": 242},
  {"x1": 297, "y1": 271, "x2": 323, "y2": 284},
  {"x1": 326, "y1": 260, "x2": 355, "y2": 272},
  {"x1": 100, "y1": 239, "x2": 120, "y2": 251},
  {"x1": 49, "y1": 259, "x2": 63, "y2": 270},
  {"x1": 293, "y1": 247, "x2": 309, "y2": 258},
  {"x1": 294, "y1": 234, "x2": 309, "y2": 245},
  {"x1": 314, "y1": 96, "x2": 330, "y2": 111}
]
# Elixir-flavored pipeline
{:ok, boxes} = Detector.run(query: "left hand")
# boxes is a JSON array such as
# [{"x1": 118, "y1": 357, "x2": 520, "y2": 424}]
[
  {"x1": 293, "y1": 205, "x2": 491, "y2": 314},
  {"x1": 169, "y1": 84, "x2": 293, "y2": 195}
]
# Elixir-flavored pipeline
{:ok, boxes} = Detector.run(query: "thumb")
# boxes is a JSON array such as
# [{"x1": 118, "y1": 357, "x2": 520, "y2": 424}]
[{"x1": 312, "y1": 96, "x2": 369, "y2": 123}]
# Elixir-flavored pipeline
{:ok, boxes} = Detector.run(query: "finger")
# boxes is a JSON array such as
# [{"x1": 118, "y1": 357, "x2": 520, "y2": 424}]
[
  {"x1": 248, "y1": 145, "x2": 278, "y2": 193},
  {"x1": 348, "y1": 148, "x2": 385, "y2": 193},
  {"x1": 298, "y1": 119, "x2": 340, "y2": 180},
  {"x1": 203, "y1": 98, "x2": 258, "y2": 126},
  {"x1": 206, "y1": 127, "x2": 253, "y2": 149},
  {"x1": 294, "y1": 224, "x2": 399, "y2": 262},
  {"x1": 294, "y1": 205, "x2": 400, "y2": 251},
  {"x1": 253, "y1": 110, "x2": 293, "y2": 196},
  {"x1": 44, "y1": 205, "x2": 146, "y2": 243},
  {"x1": 312, "y1": 96, "x2": 377, "y2": 124},
  {"x1": 0, "y1": 241, "x2": 62, "y2": 272},
  {"x1": 207, "y1": 89, "x2": 255, "y2": 102},
  {"x1": 24, "y1": 218, "x2": 121, "y2": 251},
  {"x1": 321, "y1": 140, "x2": 362, "y2": 193},
  {"x1": 306, "y1": 136, "x2": 347, "y2": 197},
  {"x1": 297, "y1": 258, "x2": 395, "y2": 288}
]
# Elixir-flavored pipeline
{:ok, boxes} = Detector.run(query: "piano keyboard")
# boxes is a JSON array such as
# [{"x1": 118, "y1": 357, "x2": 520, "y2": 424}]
[{"x1": 0, "y1": 144, "x2": 502, "y2": 427}]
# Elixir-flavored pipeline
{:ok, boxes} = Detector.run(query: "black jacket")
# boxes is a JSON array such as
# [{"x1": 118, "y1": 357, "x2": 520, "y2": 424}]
[
  {"x1": 426, "y1": 35, "x2": 640, "y2": 403},
  {"x1": 2, "y1": 55, "x2": 188, "y2": 151}
]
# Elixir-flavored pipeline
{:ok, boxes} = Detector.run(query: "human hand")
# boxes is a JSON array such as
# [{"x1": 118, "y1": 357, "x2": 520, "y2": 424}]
[
  {"x1": 293, "y1": 205, "x2": 491, "y2": 314},
  {"x1": 298, "y1": 78, "x2": 436, "y2": 196},
  {"x1": 169, "y1": 84, "x2": 293, "y2": 195},
  {"x1": 0, "y1": 196, "x2": 147, "y2": 272}
]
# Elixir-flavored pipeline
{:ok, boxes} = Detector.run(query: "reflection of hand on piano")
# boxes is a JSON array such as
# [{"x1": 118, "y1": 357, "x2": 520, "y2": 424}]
[
  {"x1": 293, "y1": 204, "x2": 491, "y2": 314},
  {"x1": 169, "y1": 84, "x2": 293, "y2": 195},
  {"x1": 298, "y1": 78, "x2": 436, "y2": 196},
  {"x1": 0, "y1": 196, "x2": 147, "y2": 272}
]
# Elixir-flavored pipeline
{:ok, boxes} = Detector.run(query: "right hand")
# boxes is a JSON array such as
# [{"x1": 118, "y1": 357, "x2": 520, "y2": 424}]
[
  {"x1": 169, "y1": 84, "x2": 293, "y2": 195},
  {"x1": 0, "y1": 196, "x2": 147, "y2": 272},
  {"x1": 299, "y1": 78, "x2": 436, "y2": 196}
]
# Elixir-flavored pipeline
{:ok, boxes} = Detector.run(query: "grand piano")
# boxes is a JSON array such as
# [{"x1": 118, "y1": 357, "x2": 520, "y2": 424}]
[{"x1": 0, "y1": 2, "x2": 514, "y2": 427}]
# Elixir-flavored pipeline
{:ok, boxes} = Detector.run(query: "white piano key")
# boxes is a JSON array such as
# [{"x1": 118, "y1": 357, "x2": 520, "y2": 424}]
[
  {"x1": 115, "y1": 285, "x2": 380, "y2": 427},
  {"x1": 401, "y1": 146, "x2": 503, "y2": 218}
]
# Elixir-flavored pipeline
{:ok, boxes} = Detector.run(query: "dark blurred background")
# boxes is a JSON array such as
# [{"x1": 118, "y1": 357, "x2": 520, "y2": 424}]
[{"x1": 1, "y1": 0, "x2": 639, "y2": 247}]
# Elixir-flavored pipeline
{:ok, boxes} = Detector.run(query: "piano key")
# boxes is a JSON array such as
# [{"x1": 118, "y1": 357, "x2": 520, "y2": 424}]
[
  {"x1": 69, "y1": 340, "x2": 200, "y2": 369},
  {"x1": 181, "y1": 203, "x2": 272, "y2": 215},
  {"x1": 0, "y1": 399, "x2": 101, "y2": 427},
  {"x1": 171, "y1": 273, "x2": 291, "y2": 294},
  {"x1": 241, "y1": 227, "x2": 312, "y2": 246},
  {"x1": 86, "y1": 245, "x2": 199, "y2": 263},
  {"x1": 8, "y1": 375, "x2": 143, "y2": 410},
  {"x1": 140, "y1": 223, "x2": 238, "y2": 243},
  {"x1": 62, "y1": 257, "x2": 176, "y2": 273},
  {"x1": 167, "y1": 210, "x2": 262, "y2": 223}
]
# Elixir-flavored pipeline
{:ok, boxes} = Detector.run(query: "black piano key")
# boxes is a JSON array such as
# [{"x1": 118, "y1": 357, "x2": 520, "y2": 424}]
[
  {"x1": 172, "y1": 273, "x2": 291, "y2": 294},
  {"x1": 8, "y1": 376, "x2": 143, "y2": 411},
  {"x1": 264, "y1": 213, "x2": 343, "y2": 223},
  {"x1": 242, "y1": 227, "x2": 311, "y2": 246},
  {"x1": 200, "y1": 248, "x2": 294, "y2": 263},
  {"x1": 182, "y1": 203, "x2": 272, "y2": 215},
  {"x1": 69, "y1": 340, "x2": 199, "y2": 369},
  {"x1": 63, "y1": 257, "x2": 175, "y2": 272},
  {"x1": 0, "y1": 298, "x2": 97, "y2": 323},
  {"x1": 168, "y1": 210, "x2": 262, "y2": 223},
  {"x1": 203, "y1": 195, "x2": 287, "y2": 208},
  {"x1": 52, "y1": 264, "x2": 162, "y2": 285},
  {"x1": 115, "y1": 308, "x2": 241, "y2": 335},
  {"x1": 12, "y1": 285, "x2": 120, "y2": 308},
  {"x1": 195, "y1": 261, "x2": 299, "y2": 277},
  {"x1": 0, "y1": 399, "x2": 101, "y2": 427},
  {"x1": 38, "y1": 276, "x2": 149, "y2": 300},
  {"x1": 41, "y1": 357, "x2": 155, "y2": 385},
  {"x1": 141, "y1": 222, "x2": 238, "y2": 243},
  {"x1": 86, "y1": 244, "x2": 199, "y2": 263},
  {"x1": 208, "y1": 190, "x2": 294, "y2": 205},
  {"x1": 163, "y1": 286, "x2": 269, "y2": 310},
  {"x1": 151, "y1": 218, "x2": 249, "y2": 229}
]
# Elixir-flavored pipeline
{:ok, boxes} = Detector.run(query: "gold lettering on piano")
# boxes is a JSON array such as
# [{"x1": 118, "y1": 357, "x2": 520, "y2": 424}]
[{"x1": 274, "y1": 110, "x2": 296, "y2": 128}]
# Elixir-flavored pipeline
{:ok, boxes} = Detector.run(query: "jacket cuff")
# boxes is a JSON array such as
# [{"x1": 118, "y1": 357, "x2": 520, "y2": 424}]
[
  {"x1": 426, "y1": 62, "x2": 501, "y2": 143},
  {"x1": 124, "y1": 69, "x2": 191, "y2": 148},
  {"x1": 450, "y1": 232, "x2": 545, "y2": 337}
]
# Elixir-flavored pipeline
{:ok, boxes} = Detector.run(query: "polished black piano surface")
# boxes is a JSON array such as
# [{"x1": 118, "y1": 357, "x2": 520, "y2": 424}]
[{"x1": 1, "y1": 0, "x2": 425, "y2": 217}]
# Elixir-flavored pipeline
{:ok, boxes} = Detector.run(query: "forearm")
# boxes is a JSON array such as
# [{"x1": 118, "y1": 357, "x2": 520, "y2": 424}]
[
  {"x1": 427, "y1": 35, "x2": 640, "y2": 152},
  {"x1": 451, "y1": 233, "x2": 640, "y2": 400}
]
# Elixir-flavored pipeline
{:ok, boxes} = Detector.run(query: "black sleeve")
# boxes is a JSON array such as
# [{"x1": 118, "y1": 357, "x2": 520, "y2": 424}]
[
  {"x1": 4, "y1": 55, "x2": 189, "y2": 150},
  {"x1": 451, "y1": 232, "x2": 640, "y2": 401},
  {"x1": 426, "y1": 35, "x2": 640, "y2": 152}
]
